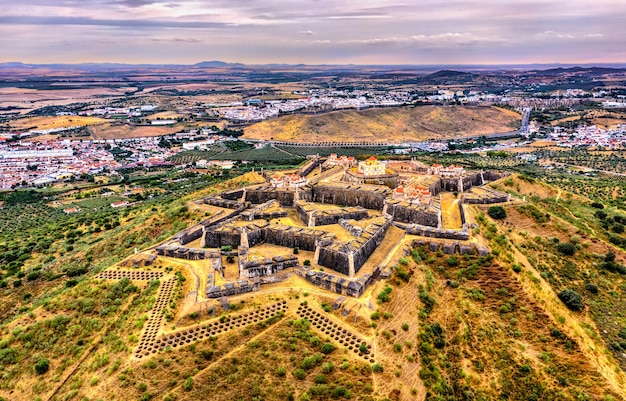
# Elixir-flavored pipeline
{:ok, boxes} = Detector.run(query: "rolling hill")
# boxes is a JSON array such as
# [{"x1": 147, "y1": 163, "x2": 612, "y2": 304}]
[{"x1": 242, "y1": 105, "x2": 521, "y2": 143}]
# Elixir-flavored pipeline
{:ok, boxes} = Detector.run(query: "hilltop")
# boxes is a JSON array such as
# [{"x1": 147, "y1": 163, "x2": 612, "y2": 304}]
[
  {"x1": 2, "y1": 162, "x2": 626, "y2": 401},
  {"x1": 242, "y1": 106, "x2": 521, "y2": 143}
]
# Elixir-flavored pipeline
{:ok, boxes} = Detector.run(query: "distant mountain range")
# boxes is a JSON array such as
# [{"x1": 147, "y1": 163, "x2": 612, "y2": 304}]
[{"x1": 1, "y1": 61, "x2": 626, "y2": 73}]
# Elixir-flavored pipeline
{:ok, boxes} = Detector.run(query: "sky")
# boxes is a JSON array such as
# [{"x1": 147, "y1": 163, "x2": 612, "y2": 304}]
[{"x1": 0, "y1": 0, "x2": 625, "y2": 65}]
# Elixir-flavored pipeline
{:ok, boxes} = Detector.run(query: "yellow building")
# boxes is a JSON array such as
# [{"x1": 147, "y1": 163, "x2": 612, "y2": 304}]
[{"x1": 358, "y1": 156, "x2": 386, "y2": 177}]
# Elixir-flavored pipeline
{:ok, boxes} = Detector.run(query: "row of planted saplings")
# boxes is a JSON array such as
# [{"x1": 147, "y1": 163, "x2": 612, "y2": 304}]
[
  {"x1": 137, "y1": 301, "x2": 288, "y2": 358},
  {"x1": 135, "y1": 278, "x2": 177, "y2": 358},
  {"x1": 96, "y1": 270, "x2": 164, "y2": 281},
  {"x1": 297, "y1": 304, "x2": 374, "y2": 363}
]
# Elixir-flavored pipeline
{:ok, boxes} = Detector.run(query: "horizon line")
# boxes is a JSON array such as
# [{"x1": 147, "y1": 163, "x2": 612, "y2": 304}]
[{"x1": 2, "y1": 60, "x2": 626, "y2": 68}]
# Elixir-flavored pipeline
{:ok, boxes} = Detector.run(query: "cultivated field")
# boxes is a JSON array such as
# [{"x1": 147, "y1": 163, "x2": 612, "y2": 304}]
[{"x1": 243, "y1": 105, "x2": 521, "y2": 143}]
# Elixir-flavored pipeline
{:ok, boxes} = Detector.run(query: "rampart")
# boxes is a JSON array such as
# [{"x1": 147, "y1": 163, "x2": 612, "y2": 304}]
[
  {"x1": 383, "y1": 199, "x2": 439, "y2": 227},
  {"x1": 203, "y1": 225, "x2": 242, "y2": 248},
  {"x1": 244, "y1": 185, "x2": 296, "y2": 206},
  {"x1": 461, "y1": 187, "x2": 510, "y2": 204},
  {"x1": 155, "y1": 245, "x2": 220, "y2": 260},
  {"x1": 296, "y1": 267, "x2": 379, "y2": 297},
  {"x1": 243, "y1": 222, "x2": 333, "y2": 252},
  {"x1": 405, "y1": 239, "x2": 490, "y2": 256},
  {"x1": 240, "y1": 200, "x2": 288, "y2": 221},
  {"x1": 402, "y1": 223, "x2": 470, "y2": 241},
  {"x1": 309, "y1": 183, "x2": 391, "y2": 211},
  {"x1": 206, "y1": 280, "x2": 259, "y2": 298},
  {"x1": 238, "y1": 246, "x2": 299, "y2": 279},
  {"x1": 298, "y1": 157, "x2": 323, "y2": 177},
  {"x1": 315, "y1": 215, "x2": 392, "y2": 276},
  {"x1": 295, "y1": 200, "x2": 368, "y2": 227},
  {"x1": 201, "y1": 196, "x2": 248, "y2": 210},
  {"x1": 219, "y1": 188, "x2": 245, "y2": 201}
]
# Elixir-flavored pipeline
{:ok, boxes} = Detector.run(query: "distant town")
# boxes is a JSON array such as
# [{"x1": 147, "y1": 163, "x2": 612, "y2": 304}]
[{"x1": 2, "y1": 64, "x2": 626, "y2": 192}]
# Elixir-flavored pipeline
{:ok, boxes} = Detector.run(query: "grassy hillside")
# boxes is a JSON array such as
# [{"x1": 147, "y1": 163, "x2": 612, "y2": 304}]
[
  {"x1": 243, "y1": 106, "x2": 521, "y2": 143},
  {"x1": 3, "y1": 170, "x2": 626, "y2": 401}
]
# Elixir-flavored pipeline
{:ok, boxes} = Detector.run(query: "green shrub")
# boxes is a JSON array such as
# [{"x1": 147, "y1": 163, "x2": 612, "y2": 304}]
[
  {"x1": 401, "y1": 323, "x2": 409, "y2": 331},
  {"x1": 331, "y1": 386, "x2": 351, "y2": 399},
  {"x1": 377, "y1": 286, "x2": 392, "y2": 303},
  {"x1": 488, "y1": 206, "x2": 507, "y2": 219},
  {"x1": 372, "y1": 363, "x2": 384, "y2": 373},
  {"x1": 359, "y1": 343, "x2": 369, "y2": 354},
  {"x1": 585, "y1": 283, "x2": 599, "y2": 294},
  {"x1": 395, "y1": 267, "x2": 410, "y2": 282},
  {"x1": 320, "y1": 343, "x2": 335, "y2": 355},
  {"x1": 276, "y1": 366, "x2": 287, "y2": 377},
  {"x1": 26, "y1": 271, "x2": 41, "y2": 281},
  {"x1": 315, "y1": 374, "x2": 328, "y2": 384},
  {"x1": 558, "y1": 289, "x2": 584, "y2": 311},
  {"x1": 293, "y1": 368, "x2": 306, "y2": 380},
  {"x1": 182, "y1": 377, "x2": 193, "y2": 391},
  {"x1": 322, "y1": 362, "x2": 335, "y2": 374},
  {"x1": 199, "y1": 350, "x2": 214, "y2": 361},
  {"x1": 34, "y1": 358, "x2": 50, "y2": 375},
  {"x1": 446, "y1": 257, "x2": 459, "y2": 267},
  {"x1": 557, "y1": 242, "x2": 576, "y2": 256},
  {"x1": 0, "y1": 348, "x2": 18, "y2": 365},
  {"x1": 301, "y1": 354, "x2": 323, "y2": 370}
]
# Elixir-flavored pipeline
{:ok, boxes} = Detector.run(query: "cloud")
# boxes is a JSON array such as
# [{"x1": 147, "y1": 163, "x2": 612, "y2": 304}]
[
  {"x1": 340, "y1": 33, "x2": 506, "y2": 46},
  {"x1": 0, "y1": 0, "x2": 624, "y2": 64},
  {"x1": 116, "y1": 0, "x2": 160, "y2": 7},
  {"x1": 537, "y1": 30, "x2": 575, "y2": 39},
  {"x1": 0, "y1": 15, "x2": 239, "y2": 29},
  {"x1": 150, "y1": 37, "x2": 202, "y2": 43}
]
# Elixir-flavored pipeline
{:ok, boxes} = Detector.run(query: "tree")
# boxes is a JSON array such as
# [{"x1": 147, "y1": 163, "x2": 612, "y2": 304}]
[
  {"x1": 558, "y1": 289, "x2": 583, "y2": 311},
  {"x1": 557, "y1": 242, "x2": 576, "y2": 256},
  {"x1": 34, "y1": 358, "x2": 50, "y2": 374},
  {"x1": 487, "y1": 206, "x2": 507, "y2": 220}
]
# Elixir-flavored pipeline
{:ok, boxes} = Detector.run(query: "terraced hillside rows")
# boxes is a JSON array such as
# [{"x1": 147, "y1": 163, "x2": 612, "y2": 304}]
[
  {"x1": 138, "y1": 301, "x2": 288, "y2": 358},
  {"x1": 95, "y1": 270, "x2": 164, "y2": 281},
  {"x1": 296, "y1": 303, "x2": 374, "y2": 363},
  {"x1": 135, "y1": 277, "x2": 176, "y2": 359}
]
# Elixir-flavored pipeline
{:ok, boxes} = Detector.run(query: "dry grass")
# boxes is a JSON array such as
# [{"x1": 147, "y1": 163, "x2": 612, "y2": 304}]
[
  {"x1": 243, "y1": 105, "x2": 521, "y2": 143},
  {"x1": 9, "y1": 115, "x2": 107, "y2": 131},
  {"x1": 90, "y1": 123, "x2": 184, "y2": 139},
  {"x1": 440, "y1": 193, "x2": 463, "y2": 229},
  {"x1": 550, "y1": 115, "x2": 581, "y2": 126},
  {"x1": 592, "y1": 116, "x2": 626, "y2": 130}
]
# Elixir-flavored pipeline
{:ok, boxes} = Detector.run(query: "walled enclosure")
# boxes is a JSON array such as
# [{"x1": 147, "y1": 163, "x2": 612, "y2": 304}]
[
  {"x1": 295, "y1": 200, "x2": 369, "y2": 227},
  {"x1": 158, "y1": 162, "x2": 508, "y2": 299},
  {"x1": 384, "y1": 199, "x2": 440, "y2": 227}
]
